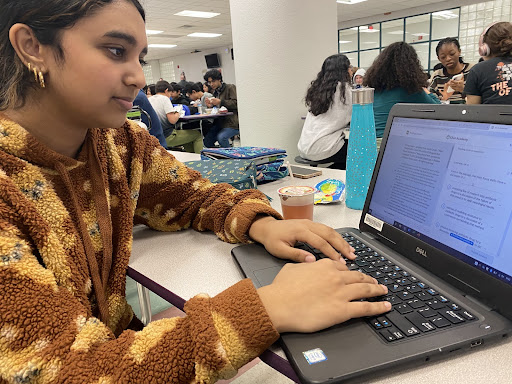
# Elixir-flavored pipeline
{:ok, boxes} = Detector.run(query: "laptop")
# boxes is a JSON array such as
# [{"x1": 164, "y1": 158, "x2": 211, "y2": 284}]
[{"x1": 232, "y1": 104, "x2": 512, "y2": 384}]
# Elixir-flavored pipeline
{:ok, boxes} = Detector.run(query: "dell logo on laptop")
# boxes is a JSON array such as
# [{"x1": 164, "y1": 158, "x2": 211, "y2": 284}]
[{"x1": 416, "y1": 247, "x2": 427, "y2": 257}]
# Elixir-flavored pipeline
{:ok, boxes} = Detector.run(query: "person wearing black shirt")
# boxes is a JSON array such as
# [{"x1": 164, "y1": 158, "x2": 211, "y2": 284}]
[{"x1": 466, "y1": 22, "x2": 512, "y2": 104}]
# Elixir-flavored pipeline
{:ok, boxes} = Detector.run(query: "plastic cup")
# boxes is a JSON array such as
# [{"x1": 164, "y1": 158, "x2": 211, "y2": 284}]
[{"x1": 278, "y1": 186, "x2": 315, "y2": 220}]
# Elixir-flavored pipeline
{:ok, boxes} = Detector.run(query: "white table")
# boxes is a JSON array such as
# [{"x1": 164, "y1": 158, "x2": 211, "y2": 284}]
[{"x1": 128, "y1": 155, "x2": 512, "y2": 384}]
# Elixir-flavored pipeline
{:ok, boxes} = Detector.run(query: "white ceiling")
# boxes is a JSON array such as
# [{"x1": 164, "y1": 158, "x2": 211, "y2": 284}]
[{"x1": 141, "y1": 0, "x2": 449, "y2": 60}]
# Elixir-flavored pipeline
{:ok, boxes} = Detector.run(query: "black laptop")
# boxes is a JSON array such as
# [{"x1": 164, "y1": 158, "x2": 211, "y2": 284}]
[{"x1": 232, "y1": 104, "x2": 512, "y2": 383}]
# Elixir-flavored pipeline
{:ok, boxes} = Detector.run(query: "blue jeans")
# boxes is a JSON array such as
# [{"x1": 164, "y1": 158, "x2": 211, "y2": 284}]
[{"x1": 204, "y1": 125, "x2": 239, "y2": 148}]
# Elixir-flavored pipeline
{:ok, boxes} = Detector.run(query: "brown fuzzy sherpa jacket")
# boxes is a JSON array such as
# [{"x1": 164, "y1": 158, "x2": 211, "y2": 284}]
[{"x1": 0, "y1": 115, "x2": 280, "y2": 383}]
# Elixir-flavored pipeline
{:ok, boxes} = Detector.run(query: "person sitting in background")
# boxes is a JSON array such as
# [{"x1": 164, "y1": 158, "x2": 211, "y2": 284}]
[
  {"x1": 352, "y1": 68, "x2": 366, "y2": 89},
  {"x1": 298, "y1": 54, "x2": 352, "y2": 169},
  {"x1": 465, "y1": 22, "x2": 512, "y2": 105},
  {"x1": 203, "y1": 69, "x2": 239, "y2": 147},
  {"x1": 184, "y1": 82, "x2": 213, "y2": 107},
  {"x1": 149, "y1": 80, "x2": 202, "y2": 152},
  {"x1": 147, "y1": 83, "x2": 156, "y2": 96},
  {"x1": 364, "y1": 42, "x2": 440, "y2": 146},
  {"x1": 428, "y1": 37, "x2": 474, "y2": 104},
  {"x1": 203, "y1": 81, "x2": 213, "y2": 94},
  {"x1": 168, "y1": 82, "x2": 193, "y2": 109},
  {"x1": 133, "y1": 89, "x2": 168, "y2": 148}
]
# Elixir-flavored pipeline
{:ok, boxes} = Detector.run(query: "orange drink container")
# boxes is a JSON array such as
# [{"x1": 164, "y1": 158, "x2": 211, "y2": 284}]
[{"x1": 278, "y1": 186, "x2": 315, "y2": 220}]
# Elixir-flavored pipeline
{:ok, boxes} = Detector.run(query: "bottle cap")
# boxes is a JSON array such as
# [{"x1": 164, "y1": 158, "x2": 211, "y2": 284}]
[{"x1": 352, "y1": 87, "x2": 374, "y2": 105}]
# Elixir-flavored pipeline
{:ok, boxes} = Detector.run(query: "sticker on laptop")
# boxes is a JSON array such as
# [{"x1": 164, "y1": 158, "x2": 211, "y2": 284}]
[
  {"x1": 302, "y1": 348, "x2": 327, "y2": 365},
  {"x1": 364, "y1": 213, "x2": 384, "y2": 232}
]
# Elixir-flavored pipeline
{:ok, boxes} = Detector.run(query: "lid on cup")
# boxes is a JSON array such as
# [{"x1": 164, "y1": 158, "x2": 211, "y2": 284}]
[{"x1": 278, "y1": 186, "x2": 315, "y2": 196}]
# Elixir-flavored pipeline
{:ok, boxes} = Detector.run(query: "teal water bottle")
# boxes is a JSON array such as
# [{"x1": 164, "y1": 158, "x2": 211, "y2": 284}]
[{"x1": 345, "y1": 88, "x2": 377, "y2": 210}]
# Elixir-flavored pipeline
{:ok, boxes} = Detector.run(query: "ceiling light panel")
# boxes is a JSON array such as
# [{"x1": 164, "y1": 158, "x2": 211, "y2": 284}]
[
  {"x1": 175, "y1": 10, "x2": 220, "y2": 18},
  {"x1": 337, "y1": 0, "x2": 368, "y2": 4},
  {"x1": 148, "y1": 44, "x2": 177, "y2": 48},
  {"x1": 187, "y1": 32, "x2": 223, "y2": 38}
]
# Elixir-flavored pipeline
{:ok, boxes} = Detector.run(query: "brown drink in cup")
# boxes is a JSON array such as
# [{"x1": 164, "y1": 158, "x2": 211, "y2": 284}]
[{"x1": 278, "y1": 186, "x2": 315, "y2": 220}]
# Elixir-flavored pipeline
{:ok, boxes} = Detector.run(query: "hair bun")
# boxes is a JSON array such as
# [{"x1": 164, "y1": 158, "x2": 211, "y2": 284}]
[{"x1": 499, "y1": 38, "x2": 512, "y2": 55}]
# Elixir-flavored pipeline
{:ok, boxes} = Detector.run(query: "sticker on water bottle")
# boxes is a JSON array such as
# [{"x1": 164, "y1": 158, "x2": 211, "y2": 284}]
[
  {"x1": 364, "y1": 213, "x2": 384, "y2": 232},
  {"x1": 302, "y1": 348, "x2": 327, "y2": 365}
]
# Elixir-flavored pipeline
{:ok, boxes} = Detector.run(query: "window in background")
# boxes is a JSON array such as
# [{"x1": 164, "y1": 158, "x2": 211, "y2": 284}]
[
  {"x1": 382, "y1": 19, "x2": 404, "y2": 47},
  {"x1": 159, "y1": 61, "x2": 176, "y2": 83},
  {"x1": 338, "y1": 7, "x2": 462, "y2": 73},
  {"x1": 360, "y1": 49, "x2": 380, "y2": 69},
  {"x1": 359, "y1": 25, "x2": 380, "y2": 50},
  {"x1": 406, "y1": 14, "x2": 430, "y2": 44},
  {"x1": 431, "y1": 8, "x2": 459, "y2": 40},
  {"x1": 339, "y1": 28, "x2": 358, "y2": 53},
  {"x1": 143, "y1": 64, "x2": 153, "y2": 85},
  {"x1": 345, "y1": 53, "x2": 358, "y2": 67},
  {"x1": 430, "y1": 40, "x2": 442, "y2": 70},
  {"x1": 413, "y1": 42, "x2": 430, "y2": 70}
]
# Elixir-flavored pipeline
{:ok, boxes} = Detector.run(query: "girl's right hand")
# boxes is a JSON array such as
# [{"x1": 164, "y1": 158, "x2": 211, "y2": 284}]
[{"x1": 257, "y1": 258, "x2": 391, "y2": 333}]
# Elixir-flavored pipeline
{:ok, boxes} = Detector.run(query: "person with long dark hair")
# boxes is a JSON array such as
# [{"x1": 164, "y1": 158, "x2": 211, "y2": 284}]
[
  {"x1": 298, "y1": 54, "x2": 352, "y2": 169},
  {"x1": 429, "y1": 37, "x2": 474, "y2": 104},
  {"x1": 0, "y1": 0, "x2": 389, "y2": 381},
  {"x1": 364, "y1": 42, "x2": 440, "y2": 142},
  {"x1": 465, "y1": 22, "x2": 512, "y2": 104}
]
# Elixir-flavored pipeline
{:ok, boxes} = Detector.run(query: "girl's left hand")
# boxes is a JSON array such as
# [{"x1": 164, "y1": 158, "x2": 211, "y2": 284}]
[{"x1": 248, "y1": 217, "x2": 357, "y2": 263}]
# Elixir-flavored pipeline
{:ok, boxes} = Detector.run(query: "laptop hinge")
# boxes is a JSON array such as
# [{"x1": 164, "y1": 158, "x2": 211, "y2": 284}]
[
  {"x1": 360, "y1": 231, "x2": 377, "y2": 241},
  {"x1": 464, "y1": 294, "x2": 494, "y2": 312}
]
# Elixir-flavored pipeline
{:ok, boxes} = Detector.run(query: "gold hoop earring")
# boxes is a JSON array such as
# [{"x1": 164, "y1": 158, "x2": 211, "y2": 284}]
[
  {"x1": 27, "y1": 63, "x2": 32, "y2": 72},
  {"x1": 38, "y1": 71, "x2": 45, "y2": 88},
  {"x1": 33, "y1": 68, "x2": 38, "y2": 83}
]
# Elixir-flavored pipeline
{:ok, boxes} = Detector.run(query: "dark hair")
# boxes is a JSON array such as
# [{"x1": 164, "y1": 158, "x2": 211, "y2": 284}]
[
  {"x1": 364, "y1": 42, "x2": 427, "y2": 94},
  {"x1": 204, "y1": 69, "x2": 222, "y2": 82},
  {"x1": 184, "y1": 82, "x2": 202, "y2": 95},
  {"x1": 484, "y1": 22, "x2": 512, "y2": 57},
  {"x1": 155, "y1": 80, "x2": 170, "y2": 93},
  {"x1": 168, "y1": 82, "x2": 182, "y2": 93},
  {"x1": 0, "y1": 0, "x2": 145, "y2": 110},
  {"x1": 148, "y1": 83, "x2": 156, "y2": 95},
  {"x1": 433, "y1": 63, "x2": 444, "y2": 71},
  {"x1": 203, "y1": 81, "x2": 212, "y2": 93},
  {"x1": 305, "y1": 54, "x2": 351, "y2": 116},
  {"x1": 435, "y1": 37, "x2": 464, "y2": 63}
]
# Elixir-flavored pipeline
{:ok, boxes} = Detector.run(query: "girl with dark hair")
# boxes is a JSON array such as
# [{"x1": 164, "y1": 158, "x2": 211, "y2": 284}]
[
  {"x1": 0, "y1": 0, "x2": 389, "y2": 381},
  {"x1": 466, "y1": 22, "x2": 512, "y2": 104},
  {"x1": 298, "y1": 54, "x2": 352, "y2": 169},
  {"x1": 364, "y1": 42, "x2": 440, "y2": 140},
  {"x1": 429, "y1": 37, "x2": 474, "y2": 104}
]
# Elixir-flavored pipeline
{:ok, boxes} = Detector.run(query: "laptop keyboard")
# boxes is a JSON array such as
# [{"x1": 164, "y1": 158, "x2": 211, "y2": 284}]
[{"x1": 294, "y1": 232, "x2": 477, "y2": 343}]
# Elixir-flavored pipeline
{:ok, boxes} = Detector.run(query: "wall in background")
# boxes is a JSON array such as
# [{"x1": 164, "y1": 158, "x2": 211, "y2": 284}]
[
  {"x1": 161, "y1": 46, "x2": 235, "y2": 85},
  {"x1": 143, "y1": 46, "x2": 235, "y2": 86},
  {"x1": 460, "y1": 0, "x2": 512, "y2": 64}
]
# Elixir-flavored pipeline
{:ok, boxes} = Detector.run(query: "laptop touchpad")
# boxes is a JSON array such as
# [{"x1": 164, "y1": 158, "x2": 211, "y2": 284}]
[{"x1": 253, "y1": 266, "x2": 283, "y2": 287}]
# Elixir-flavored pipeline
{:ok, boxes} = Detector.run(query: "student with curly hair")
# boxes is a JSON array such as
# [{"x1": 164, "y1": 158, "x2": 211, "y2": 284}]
[
  {"x1": 429, "y1": 37, "x2": 474, "y2": 104},
  {"x1": 298, "y1": 54, "x2": 352, "y2": 169},
  {"x1": 364, "y1": 42, "x2": 440, "y2": 141},
  {"x1": 465, "y1": 22, "x2": 512, "y2": 104}
]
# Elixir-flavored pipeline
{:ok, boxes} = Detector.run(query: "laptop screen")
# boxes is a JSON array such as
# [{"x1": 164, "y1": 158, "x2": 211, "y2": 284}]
[{"x1": 367, "y1": 116, "x2": 512, "y2": 287}]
